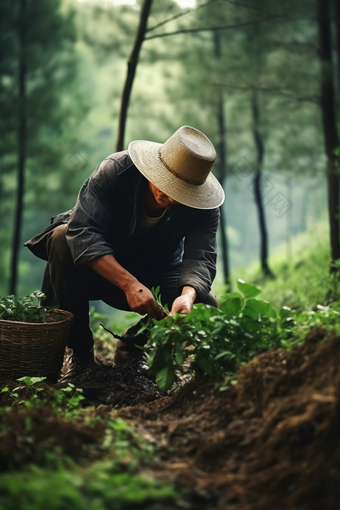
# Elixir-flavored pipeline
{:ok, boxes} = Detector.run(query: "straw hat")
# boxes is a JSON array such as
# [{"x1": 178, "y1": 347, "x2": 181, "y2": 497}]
[{"x1": 128, "y1": 125, "x2": 225, "y2": 210}]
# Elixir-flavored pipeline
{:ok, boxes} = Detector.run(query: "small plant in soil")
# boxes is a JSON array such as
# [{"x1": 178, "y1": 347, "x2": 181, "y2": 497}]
[
  {"x1": 0, "y1": 291, "x2": 60, "y2": 323},
  {"x1": 1, "y1": 376, "x2": 85, "y2": 416},
  {"x1": 143, "y1": 281, "x2": 284, "y2": 390}
]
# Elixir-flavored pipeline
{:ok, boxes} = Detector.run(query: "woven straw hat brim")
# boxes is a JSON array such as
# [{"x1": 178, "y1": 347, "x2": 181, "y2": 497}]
[{"x1": 128, "y1": 140, "x2": 225, "y2": 210}]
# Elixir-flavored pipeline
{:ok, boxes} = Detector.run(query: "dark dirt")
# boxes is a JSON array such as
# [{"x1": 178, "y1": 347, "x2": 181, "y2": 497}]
[
  {"x1": 1, "y1": 327, "x2": 340, "y2": 509},
  {"x1": 54, "y1": 338, "x2": 165, "y2": 407},
  {"x1": 59, "y1": 359, "x2": 164, "y2": 407},
  {"x1": 117, "y1": 328, "x2": 340, "y2": 510}
]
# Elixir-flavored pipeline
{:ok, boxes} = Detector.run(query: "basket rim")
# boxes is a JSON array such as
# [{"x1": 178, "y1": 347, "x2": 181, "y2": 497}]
[{"x1": 0, "y1": 309, "x2": 74, "y2": 327}]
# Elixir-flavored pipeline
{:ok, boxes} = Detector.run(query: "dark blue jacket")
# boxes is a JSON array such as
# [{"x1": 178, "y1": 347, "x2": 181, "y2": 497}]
[{"x1": 25, "y1": 151, "x2": 220, "y2": 301}]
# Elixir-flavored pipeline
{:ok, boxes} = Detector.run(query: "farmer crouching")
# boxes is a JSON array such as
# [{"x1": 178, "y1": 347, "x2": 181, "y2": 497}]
[{"x1": 25, "y1": 126, "x2": 225, "y2": 380}]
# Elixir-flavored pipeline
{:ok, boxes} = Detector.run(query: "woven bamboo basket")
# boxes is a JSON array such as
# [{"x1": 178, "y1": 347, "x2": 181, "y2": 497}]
[{"x1": 0, "y1": 310, "x2": 73, "y2": 383}]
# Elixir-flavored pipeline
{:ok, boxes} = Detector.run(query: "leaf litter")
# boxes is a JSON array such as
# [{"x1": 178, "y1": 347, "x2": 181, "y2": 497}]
[{"x1": 1, "y1": 327, "x2": 340, "y2": 509}]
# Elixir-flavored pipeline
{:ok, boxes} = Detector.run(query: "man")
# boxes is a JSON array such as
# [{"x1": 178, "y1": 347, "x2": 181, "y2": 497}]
[{"x1": 25, "y1": 125, "x2": 225, "y2": 378}]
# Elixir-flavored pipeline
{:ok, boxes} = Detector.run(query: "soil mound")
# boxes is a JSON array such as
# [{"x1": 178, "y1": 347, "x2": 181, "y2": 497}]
[
  {"x1": 58, "y1": 360, "x2": 163, "y2": 407},
  {"x1": 118, "y1": 328, "x2": 340, "y2": 510},
  {"x1": 0, "y1": 406, "x2": 105, "y2": 471}
]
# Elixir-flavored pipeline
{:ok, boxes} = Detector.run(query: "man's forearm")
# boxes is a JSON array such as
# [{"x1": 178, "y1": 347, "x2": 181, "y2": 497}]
[{"x1": 87, "y1": 254, "x2": 137, "y2": 292}]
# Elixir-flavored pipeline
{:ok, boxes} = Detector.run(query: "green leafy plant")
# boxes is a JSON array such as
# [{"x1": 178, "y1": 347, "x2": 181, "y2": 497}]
[
  {"x1": 0, "y1": 291, "x2": 60, "y2": 323},
  {"x1": 282, "y1": 301, "x2": 340, "y2": 348},
  {"x1": 1, "y1": 376, "x2": 85, "y2": 415},
  {"x1": 52, "y1": 384, "x2": 85, "y2": 416},
  {"x1": 144, "y1": 280, "x2": 297, "y2": 391},
  {"x1": 145, "y1": 279, "x2": 340, "y2": 392},
  {"x1": 1, "y1": 376, "x2": 47, "y2": 405}
]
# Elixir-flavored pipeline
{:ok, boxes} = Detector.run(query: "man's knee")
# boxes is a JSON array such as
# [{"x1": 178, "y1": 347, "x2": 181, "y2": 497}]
[{"x1": 46, "y1": 225, "x2": 72, "y2": 265}]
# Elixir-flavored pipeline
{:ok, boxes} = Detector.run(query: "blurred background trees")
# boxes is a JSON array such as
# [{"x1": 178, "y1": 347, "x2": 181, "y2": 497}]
[
  {"x1": 0, "y1": 0, "x2": 88, "y2": 294},
  {"x1": 0, "y1": 0, "x2": 338, "y2": 307}
]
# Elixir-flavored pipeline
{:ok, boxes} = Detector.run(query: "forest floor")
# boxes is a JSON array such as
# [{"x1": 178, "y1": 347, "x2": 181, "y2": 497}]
[{"x1": 1, "y1": 327, "x2": 340, "y2": 509}]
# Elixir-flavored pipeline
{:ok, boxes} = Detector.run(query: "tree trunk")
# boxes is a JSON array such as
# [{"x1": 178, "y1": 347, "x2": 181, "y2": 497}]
[
  {"x1": 213, "y1": 32, "x2": 230, "y2": 289},
  {"x1": 317, "y1": 0, "x2": 340, "y2": 267},
  {"x1": 116, "y1": 0, "x2": 153, "y2": 151},
  {"x1": 335, "y1": 0, "x2": 340, "y2": 97},
  {"x1": 9, "y1": 0, "x2": 26, "y2": 295},
  {"x1": 216, "y1": 90, "x2": 231, "y2": 289},
  {"x1": 251, "y1": 88, "x2": 274, "y2": 278}
]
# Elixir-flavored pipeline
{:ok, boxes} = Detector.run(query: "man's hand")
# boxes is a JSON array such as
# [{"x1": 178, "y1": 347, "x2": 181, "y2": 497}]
[
  {"x1": 125, "y1": 282, "x2": 166, "y2": 320},
  {"x1": 169, "y1": 286, "x2": 197, "y2": 317},
  {"x1": 88, "y1": 254, "x2": 166, "y2": 319}
]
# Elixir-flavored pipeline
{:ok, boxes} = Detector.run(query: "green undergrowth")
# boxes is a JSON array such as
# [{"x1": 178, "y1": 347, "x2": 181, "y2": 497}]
[
  {"x1": 143, "y1": 279, "x2": 340, "y2": 391},
  {"x1": 1, "y1": 376, "x2": 85, "y2": 416},
  {"x1": 236, "y1": 226, "x2": 340, "y2": 311},
  {"x1": 0, "y1": 376, "x2": 179, "y2": 509},
  {"x1": 0, "y1": 467, "x2": 176, "y2": 510}
]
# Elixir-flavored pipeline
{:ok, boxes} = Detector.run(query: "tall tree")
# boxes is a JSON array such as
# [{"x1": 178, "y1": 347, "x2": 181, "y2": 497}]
[
  {"x1": 0, "y1": 0, "x2": 84, "y2": 295},
  {"x1": 116, "y1": 0, "x2": 153, "y2": 151},
  {"x1": 335, "y1": 0, "x2": 340, "y2": 95},
  {"x1": 251, "y1": 87, "x2": 274, "y2": 278},
  {"x1": 317, "y1": 0, "x2": 340, "y2": 266},
  {"x1": 213, "y1": 30, "x2": 230, "y2": 288},
  {"x1": 9, "y1": 0, "x2": 27, "y2": 295}
]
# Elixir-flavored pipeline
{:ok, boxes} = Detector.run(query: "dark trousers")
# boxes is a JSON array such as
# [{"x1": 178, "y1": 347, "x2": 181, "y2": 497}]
[{"x1": 42, "y1": 225, "x2": 218, "y2": 356}]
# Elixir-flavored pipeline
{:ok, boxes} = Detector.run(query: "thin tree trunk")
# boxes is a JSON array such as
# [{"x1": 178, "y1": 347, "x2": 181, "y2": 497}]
[
  {"x1": 317, "y1": 0, "x2": 340, "y2": 267},
  {"x1": 335, "y1": 0, "x2": 340, "y2": 96},
  {"x1": 217, "y1": 90, "x2": 230, "y2": 289},
  {"x1": 300, "y1": 187, "x2": 308, "y2": 232},
  {"x1": 213, "y1": 31, "x2": 230, "y2": 289},
  {"x1": 0, "y1": 164, "x2": 2, "y2": 207},
  {"x1": 9, "y1": 0, "x2": 26, "y2": 295},
  {"x1": 286, "y1": 178, "x2": 293, "y2": 260},
  {"x1": 251, "y1": 88, "x2": 274, "y2": 278},
  {"x1": 116, "y1": 0, "x2": 153, "y2": 151}
]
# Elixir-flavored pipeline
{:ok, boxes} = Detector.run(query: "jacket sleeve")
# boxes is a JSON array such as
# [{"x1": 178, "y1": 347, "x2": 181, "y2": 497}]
[
  {"x1": 66, "y1": 157, "x2": 121, "y2": 266},
  {"x1": 179, "y1": 207, "x2": 220, "y2": 302}
]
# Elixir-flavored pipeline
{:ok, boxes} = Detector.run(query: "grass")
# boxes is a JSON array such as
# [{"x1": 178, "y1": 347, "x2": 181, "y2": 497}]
[
  {"x1": 0, "y1": 378, "x2": 180, "y2": 510},
  {"x1": 0, "y1": 466, "x2": 177, "y2": 510},
  {"x1": 228, "y1": 221, "x2": 339, "y2": 311}
]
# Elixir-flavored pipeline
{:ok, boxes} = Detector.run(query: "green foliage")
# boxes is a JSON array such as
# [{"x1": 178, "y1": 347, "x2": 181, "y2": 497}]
[
  {"x1": 146, "y1": 278, "x2": 340, "y2": 392},
  {"x1": 145, "y1": 280, "x2": 287, "y2": 392},
  {"x1": 1, "y1": 376, "x2": 85, "y2": 416},
  {"x1": 240, "y1": 233, "x2": 340, "y2": 311},
  {"x1": 89, "y1": 306, "x2": 116, "y2": 351},
  {"x1": 0, "y1": 465, "x2": 177, "y2": 510},
  {"x1": 0, "y1": 291, "x2": 60, "y2": 323},
  {"x1": 281, "y1": 302, "x2": 340, "y2": 349},
  {"x1": 1, "y1": 376, "x2": 47, "y2": 403},
  {"x1": 0, "y1": 376, "x2": 180, "y2": 509}
]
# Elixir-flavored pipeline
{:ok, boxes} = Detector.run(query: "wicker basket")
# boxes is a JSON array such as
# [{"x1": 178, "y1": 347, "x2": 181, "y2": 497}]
[{"x1": 0, "y1": 310, "x2": 73, "y2": 383}]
